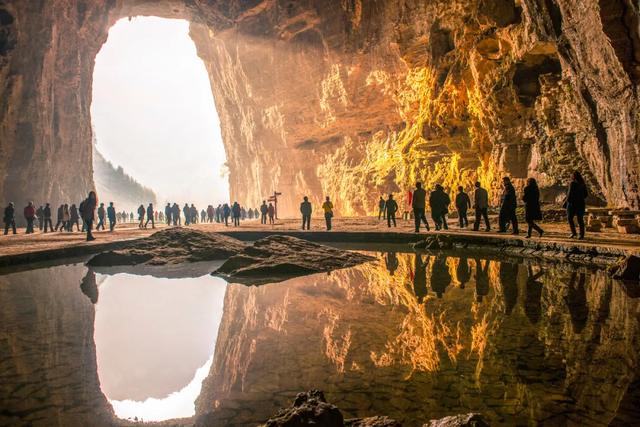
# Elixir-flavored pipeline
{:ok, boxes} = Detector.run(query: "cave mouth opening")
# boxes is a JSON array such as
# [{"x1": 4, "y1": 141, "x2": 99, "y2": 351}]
[{"x1": 91, "y1": 16, "x2": 229, "y2": 214}]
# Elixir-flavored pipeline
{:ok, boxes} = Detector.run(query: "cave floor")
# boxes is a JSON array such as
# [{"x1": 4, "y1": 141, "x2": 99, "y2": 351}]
[{"x1": 0, "y1": 216, "x2": 638, "y2": 265}]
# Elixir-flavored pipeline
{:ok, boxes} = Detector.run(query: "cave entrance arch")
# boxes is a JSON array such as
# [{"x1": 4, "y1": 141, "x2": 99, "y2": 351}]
[{"x1": 91, "y1": 16, "x2": 229, "y2": 214}]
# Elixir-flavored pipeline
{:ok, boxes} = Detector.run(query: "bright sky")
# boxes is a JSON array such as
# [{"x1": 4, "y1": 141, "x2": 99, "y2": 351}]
[{"x1": 91, "y1": 17, "x2": 229, "y2": 207}]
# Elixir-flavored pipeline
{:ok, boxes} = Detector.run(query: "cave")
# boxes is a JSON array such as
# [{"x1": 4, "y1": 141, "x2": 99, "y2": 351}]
[{"x1": 0, "y1": 0, "x2": 639, "y2": 215}]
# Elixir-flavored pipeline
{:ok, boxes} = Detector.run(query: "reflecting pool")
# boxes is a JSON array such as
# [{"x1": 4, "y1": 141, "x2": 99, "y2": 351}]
[{"x1": 0, "y1": 251, "x2": 638, "y2": 426}]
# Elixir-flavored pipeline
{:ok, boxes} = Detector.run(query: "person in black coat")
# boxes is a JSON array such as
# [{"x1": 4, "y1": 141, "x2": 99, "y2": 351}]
[
  {"x1": 565, "y1": 171, "x2": 588, "y2": 239},
  {"x1": 3, "y1": 202, "x2": 16, "y2": 235},
  {"x1": 522, "y1": 178, "x2": 543, "y2": 238},
  {"x1": 498, "y1": 177, "x2": 519, "y2": 235}
]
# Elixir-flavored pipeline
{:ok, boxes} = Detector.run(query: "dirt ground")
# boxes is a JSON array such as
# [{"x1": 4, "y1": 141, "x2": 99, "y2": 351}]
[{"x1": 0, "y1": 216, "x2": 638, "y2": 258}]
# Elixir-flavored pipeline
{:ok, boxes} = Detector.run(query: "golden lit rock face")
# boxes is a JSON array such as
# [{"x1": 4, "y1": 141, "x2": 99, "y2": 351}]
[{"x1": 0, "y1": 1, "x2": 638, "y2": 213}]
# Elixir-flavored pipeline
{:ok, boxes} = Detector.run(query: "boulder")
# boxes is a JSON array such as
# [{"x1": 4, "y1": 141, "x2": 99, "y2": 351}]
[
  {"x1": 261, "y1": 390, "x2": 344, "y2": 427},
  {"x1": 610, "y1": 255, "x2": 640, "y2": 282},
  {"x1": 213, "y1": 235, "x2": 375, "y2": 285},
  {"x1": 424, "y1": 413, "x2": 489, "y2": 427},
  {"x1": 87, "y1": 228, "x2": 247, "y2": 267}
]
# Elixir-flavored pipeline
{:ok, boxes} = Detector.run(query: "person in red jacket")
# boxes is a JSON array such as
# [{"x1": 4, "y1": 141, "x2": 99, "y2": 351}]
[{"x1": 24, "y1": 202, "x2": 36, "y2": 234}]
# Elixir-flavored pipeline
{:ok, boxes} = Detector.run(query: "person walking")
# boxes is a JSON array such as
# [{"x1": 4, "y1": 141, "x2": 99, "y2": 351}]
[
  {"x1": 429, "y1": 184, "x2": 450, "y2": 230},
  {"x1": 24, "y1": 202, "x2": 36, "y2": 234},
  {"x1": 165, "y1": 203, "x2": 172, "y2": 226},
  {"x1": 69, "y1": 204, "x2": 80, "y2": 231},
  {"x1": 412, "y1": 182, "x2": 430, "y2": 232},
  {"x1": 260, "y1": 201, "x2": 268, "y2": 224},
  {"x1": 54, "y1": 204, "x2": 64, "y2": 231},
  {"x1": 267, "y1": 202, "x2": 275, "y2": 224},
  {"x1": 3, "y1": 202, "x2": 16, "y2": 235},
  {"x1": 96, "y1": 203, "x2": 106, "y2": 231},
  {"x1": 473, "y1": 182, "x2": 490, "y2": 231},
  {"x1": 386, "y1": 194, "x2": 398, "y2": 227},
  {"x1": 107, "y1": 202, "x2": 116, "y2": 232},
  {"x1": 322, "y1": 196, "x2": 334, "y2": 230},
  {"x1": 137, "y1": 204, "x2": 145, "y2": 228},
  {"x1": 522, "y1": 178, "x2": 544, "y2": 238},
  {"x1": 81, "y1": 191, "x2": 98, "y2": 241},
  {"x1": 565, "y1": 171, "x2": 588, "y2": 239},
  {"x1": 207, "y1": 205, "x2": 214, "y2": 223},
  {"x1": 232, "y1": 202, "x2": 241, "y2": 226},
  {"x1": 377, "y1": 196, "x2": 386, "y2": 220},
  {"x1": 43, "y1": 203, "x2": 53, "y2": 233},
  {"x1": 172, "y1": 203, "x2": 180, "y2": 226},
  {"x1": 222, "y1": 203, "x2": 231, "y2": 226},
  {"x1": 300, "y1": 196, "x2": 312, "y2": 230},
  {"x1": 36, "y1": 205, "x2": 44, "y2": 231},
  {"x1": 183, "y1": 204, "x2": 190, "y2": 225},
  {"x1": 145, "y1": 203, "x2": 155, "y2": 229},
  {"x1": 190, "y1": 204, "x2": 198, "y2": 224},
  {"x1": 499, "y1": 177, "x2": 519, "y2": 235},
  {"x1": 455, "y1": 186, "x2": 471, "y2": 228}
]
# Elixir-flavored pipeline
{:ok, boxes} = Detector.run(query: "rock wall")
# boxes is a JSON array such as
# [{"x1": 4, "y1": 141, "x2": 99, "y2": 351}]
[{"x1": 0, "y1": 0, "x2": 638, "y2": 215}]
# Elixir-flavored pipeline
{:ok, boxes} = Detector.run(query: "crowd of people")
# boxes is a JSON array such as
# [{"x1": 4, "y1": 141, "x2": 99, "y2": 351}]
[{"x1": 2, "y1": 170, "x2": 590, "y2": 241}]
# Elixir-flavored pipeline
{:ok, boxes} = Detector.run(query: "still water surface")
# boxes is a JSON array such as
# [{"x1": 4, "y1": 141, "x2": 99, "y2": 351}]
[{"x1": 0, "y1": 251, "x2": 638, "y2": 426}]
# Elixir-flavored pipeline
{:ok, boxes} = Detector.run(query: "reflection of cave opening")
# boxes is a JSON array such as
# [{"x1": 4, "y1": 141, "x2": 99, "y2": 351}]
[{"x1": 91, "y1": 17, "x2": 229, "y2": 213}]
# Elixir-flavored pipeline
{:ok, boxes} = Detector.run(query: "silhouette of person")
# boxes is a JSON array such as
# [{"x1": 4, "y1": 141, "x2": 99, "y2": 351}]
[
  {"x1": 69, "y1": 204, "x2": 81, "y2": 232},
  {"x1": 523, "y1": 178, "x2": 544, "y2": 238},
  {"x1": 3, "y1": 202, "x2": 16, "y2": 235},
  {"x1": 499, "y1": 261, "x2": 519, "y2": 314},
  {"x1": 137, "y1": 204, "x2": 146, "y2": 228},
  {"x1": 524, "y1": 265, "x2": 544, "y2": 324},
  {"x1": 565, "y1": 271, "x2": 588, "y2": 334},
  {"x1": 81, "y1": 191, "x2": 98, "y2": 241},
  {"x1": 413, "y1": 254, "x2": 428, "y2": 303},
  {"x1": 456, "y1": 257, "x2": 471, "y2": 289},
  {"x1": 385, "y1": 252, "x2": 399, "y2": 276},
  {"x1": 145, "y1": 203, "x2": 155, "y2": 229},
  {"x1": 232, "y1": 202, "x2": 241, "y2": 226},
  {"x1": 322, "y1": 196, "x2": 333, "y2": 230},
  {"x1": 455, "y1": 186, "x2": 471, "y2": 228},
  {"x1": 36, "y1": 205, "x2": 44, "y2": 231},
  {"x1": 182, "y1": 203, "x2": 190, "y2": 225},
  {"x1": 43, "y1": 203, "x2": 53, "y2": 233},
  {"x1": 24, "y1": 201, "x2": 36, "y2": 234},
  {"x1": 473, "y1": 181, "x2": 491, "y2": 231},
  {"x1": 54, "y1": 204, "x2": 64, "y2": 231},
  {"x1": 430, "y1": 255, "x2": 451, "y2": 298},
  {"x1": 190, "y1": 204, "x2": 198, "y2": 224},
  {"x1": 172, "y1": 203, "x2": 180, "y2": 226},
  {"x1": 96, "y1": 203, "x2": 106, "y2": 231},
  {"x1": 378, "y1": 196, "x2": 386, "y2": 220},
  {"x1": 80, "y1": 269, "x2": 99, "y2": 304},
  {"x1": 412, "y1": 182, "x2": 430, "y2": 233},
  {"x1": 499, "y1": 177, "x2": 519, "y2": 235},
  {"x1": 267, "y1": 203, "x2": 275, "y2": 224},
  {"x1": 565, "y1": 170, "x2": 588, "y2": 239},
  {"x1": 386, "y1": 194, "x2": 398, "y2": 227},
  {"x1": 429, "y1": 184, "x2": 450, "y2": 230},
  {"x1": 165, "y1": 203, "x2": 172, "y2": 226},
  {"x1": 475, "y1": 259, "x2": 490, "y2": 303},
  {"x1": 260, "y1": 201, "x2": 268, "y2": 224},
  {"x1": 107, "y1": 202, "x2": 116, "y2": 232},
  {"x1": 222, "y1": 203, "x2": 231, "y2": 226},
  {"x1": 300, "y1": 196, "x2": 312, "y2": 230},
  {"x1": 62, "y1": 204, "x2": 70, "y2": 231}
]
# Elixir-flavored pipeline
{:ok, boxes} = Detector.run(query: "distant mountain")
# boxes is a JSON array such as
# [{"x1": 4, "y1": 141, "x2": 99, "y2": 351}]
[{"x1": 93, "y1": 148, "x2": 157, "y2": 212}]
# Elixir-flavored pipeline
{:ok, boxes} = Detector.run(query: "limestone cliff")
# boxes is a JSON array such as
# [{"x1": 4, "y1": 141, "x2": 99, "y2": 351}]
[{"x1": 0, "y1": 0, "x2": 638, "y2": 215}]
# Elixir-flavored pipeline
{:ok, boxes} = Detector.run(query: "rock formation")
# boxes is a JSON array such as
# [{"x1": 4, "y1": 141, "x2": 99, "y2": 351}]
[
  {"x1": 0, "y1": 1, "x2": 638, "y2": 215},
  {"x1": 213, "y1": 235, "x2": 375, "y2": 285}
]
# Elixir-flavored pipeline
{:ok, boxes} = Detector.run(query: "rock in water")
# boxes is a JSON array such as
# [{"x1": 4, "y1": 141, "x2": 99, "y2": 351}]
[
  {"x1": 261, "y1": 390, "x2": 343, "y2": 427},
  {"x1": 424, "y1": 413, "x2": 489, "y2": 427},
  {"x1": 87, "y1": 228, "x2": 247, "y2": 267},
  {"x1": 213, "y1": 235, "x2": 375, "y2": 285},
  {"x1": 345, "y1": 416, "x2": 402, "y2": 426}
]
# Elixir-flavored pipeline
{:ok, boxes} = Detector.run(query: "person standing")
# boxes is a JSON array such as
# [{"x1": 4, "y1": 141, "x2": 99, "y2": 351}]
[
  {"x1": 55, "y1": 204, "x2": 64, "y2": 231},
  {"x1": 96, "y1": 203, "x2": 106, "y2": 231},
  {"x1": 522, "y1": 178, "x2": 544, "y2": 238},
  {"x1": 232, "y1": 202, "x2": 241, "y2": 227},
  {"x1": 377, "y1": 196, "x2": 386, "y2": 220},
  {"x1": 429, "y1": 184, "x2": 450, "y2": 230},
  {"x1": 137, "y1": 204, "x2": 145, "y2": 228},
  {"x1": 322, "y1": 196, "x2": 334, "y2": 230},
  {"x1": 267, "y1": 202, "x2": 275, "y2": 224},
  {"x1": 190, "y1": 204, "x2": 198, "y2": 224},
  {"x1": 81, "y1": 191, "x2": 98, "y2": 241},
  {"x1": 566, "y1": 170, "x2": 588, "y2": 239},
  {"x1": 165, "y1": 203, "x2": 172, "y2": 226},
  {"x1": 69, "y1": 204, "x2": 80, "y2": 231},
  {"x1": 183, "y1": 203, "x2": 190, "y2": 225},
  {"x1": 36, "y1": 205, "x2": 44, "y2": 231},
  {"x1": 172, "y1": 203, "x2": 180, "y2": 226},
  {"x1": 300, "y1": 196, "x2": 312, "y2": 230},
  {"x1": 473, "y1": 182, "x2": 490, "y2": 231},
  {"x1": 260, "y1": 201, "x2": 268, "y2": 225},
  {"x1": 145, "y1": 203, "x2": 155, "y2": 229},
  {"x1": 3, "y1": 202, "x2": 16, "y2": 235},
  {"x1": 24, "y1": 202, "x2": 36, "y2": 234},
  {"x1": 107, "y1": 202, "x2": 116, "y2": 232},
  {"x1": 455, "y1": 186, "x2": 471, "y2": 228},
  {"x1": 386, "y1": 194, "x2": 398, "y2": 227},
  {"x1": 499, "y1": 177, "x2": 518, "y2": 235},
  {"x1": 43, "y1": 203, "x2": 53, "y2": 233},
  {"x1": 62, "y1": 204, "x2": 71, "y2": 231},
  {"x1": 412, "y1": 182, "x2": 430, "y2": 233},
  {"x1": 207, "y1": 205, "x2": 214, "y2": 223}
]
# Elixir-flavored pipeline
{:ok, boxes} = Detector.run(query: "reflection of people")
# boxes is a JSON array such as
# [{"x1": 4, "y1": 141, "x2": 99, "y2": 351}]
[
  {"x1": 430, "y1": 256, "x2": 451, "y2": 298},
  {"x1": 475, "y1": 259, "x2": 489, "y2": 302},
  {"x1": 565, "y1": 271, "x2": 588, "y2": 334},
  {"x1": 456, "y1": 257, "x2": 471, "y2": 289},
  {"x1": 80, "y1": 270, "x2": 98, "y2": 304},
  {"x1": 499, "y1": 262, "x2": 519, "y2": 314},
  {"x1": 525, "y1": 265, "x2": 544, "y2": 324},
  {"x1": 413, "y1": 254, "x2": 428, "y2": 303},
  {"x1": 385, "y1": 252, "x2": 399, "y2": 276}
]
